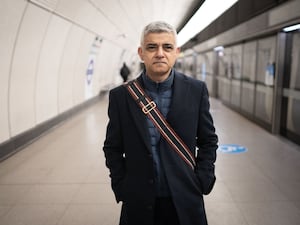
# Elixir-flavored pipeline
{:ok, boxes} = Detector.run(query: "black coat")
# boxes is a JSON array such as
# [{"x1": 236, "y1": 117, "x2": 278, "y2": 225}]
[{"x1": 103, "y1": 71, "x2": 218, "y2": 225}]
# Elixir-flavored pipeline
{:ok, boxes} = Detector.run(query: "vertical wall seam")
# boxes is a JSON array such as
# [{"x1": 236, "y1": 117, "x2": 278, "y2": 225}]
[{"x1": 32, "y1": 7, "x2": 53, "y2": 125}]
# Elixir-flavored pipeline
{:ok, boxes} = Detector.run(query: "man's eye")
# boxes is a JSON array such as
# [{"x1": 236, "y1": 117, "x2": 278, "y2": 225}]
[
  {"x1": 146, "y1": 45, "x2": 157, "y2": 51},
  {"x1": 163, "y1": 45, "x2": 174, "y2": 51}
]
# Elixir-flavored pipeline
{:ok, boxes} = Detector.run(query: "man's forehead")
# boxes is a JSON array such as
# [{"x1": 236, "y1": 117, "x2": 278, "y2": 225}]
[{"x1": 143, "y1": 33, "x2": 176, "y2": 44}]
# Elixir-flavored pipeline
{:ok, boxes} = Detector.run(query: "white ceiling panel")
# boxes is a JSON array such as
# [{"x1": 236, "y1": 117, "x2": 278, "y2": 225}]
[{"x1": 54, "y1": 0, "x2": 198, "y2": 51}]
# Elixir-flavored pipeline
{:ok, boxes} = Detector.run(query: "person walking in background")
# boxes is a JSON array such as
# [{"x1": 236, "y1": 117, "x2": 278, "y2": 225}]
[
  {"x1": 120, "y1": 62, "x2": 130, "y2": 82},
  {"x1": 103, "y1": 21, "x2": 218, "y2": 225}
]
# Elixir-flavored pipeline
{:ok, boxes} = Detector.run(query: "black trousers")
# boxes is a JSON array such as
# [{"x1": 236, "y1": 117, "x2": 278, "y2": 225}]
[{"x1": 154, "y1": 197, "x2": 180, "y2": 225}]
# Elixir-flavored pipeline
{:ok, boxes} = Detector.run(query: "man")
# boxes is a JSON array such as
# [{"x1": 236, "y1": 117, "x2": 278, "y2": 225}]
[
  {"x1": 120, "y1": 62, "x2": 130, "y2": 82},
  {"x1": 103, "y1": 21, "x2": 218, "y2": 225}
]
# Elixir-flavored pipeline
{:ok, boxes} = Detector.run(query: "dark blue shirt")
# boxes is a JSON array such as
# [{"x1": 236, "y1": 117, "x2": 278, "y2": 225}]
[{"x1": 142, "y1": 70, "x2": 174, "y2": 196}]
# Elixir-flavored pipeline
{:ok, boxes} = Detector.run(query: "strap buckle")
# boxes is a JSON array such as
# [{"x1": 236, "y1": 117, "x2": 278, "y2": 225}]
[{"x1": 142, "y1": 101, "x2": 156, "y2": 114}]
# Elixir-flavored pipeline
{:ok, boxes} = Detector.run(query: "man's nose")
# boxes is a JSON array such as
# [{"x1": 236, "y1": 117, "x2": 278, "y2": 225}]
[{"x1": 156, "y1": 46, "x2": 164, "y2": 57}]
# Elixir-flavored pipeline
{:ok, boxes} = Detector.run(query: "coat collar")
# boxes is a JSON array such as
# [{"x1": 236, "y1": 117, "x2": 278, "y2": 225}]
[{"x1": 141, "y1": 70, "x2": 174, "y2": 92}]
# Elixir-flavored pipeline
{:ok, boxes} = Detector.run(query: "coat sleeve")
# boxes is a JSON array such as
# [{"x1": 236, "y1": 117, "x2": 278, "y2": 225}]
[
  {"x1": 103, "y1": 88, "x2": 126, "y2": 202},
  {"x1": 195, "y1": 83, "x2": 218, "y2": 195}
]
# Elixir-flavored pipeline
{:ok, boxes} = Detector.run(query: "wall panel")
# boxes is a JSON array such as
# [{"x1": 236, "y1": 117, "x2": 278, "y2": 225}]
[
  {"x1": 9, "y1": 4, "x2": 51, "y2": 136},
  {"x1": 35, "y1": 15, "x2": 71, "y2": 124},
  {"x1": 0, "y1": 0, "x2": 27, "y2": 142},
  {"x1": 58, "y1": 25, "x2": 85, "y2": 113},
  {"x1": 96, "y1": 41, "x2": 124, "y2": 89},
  {"x1": 72, "y1": 31, "x2": 95, "y2": 105}
]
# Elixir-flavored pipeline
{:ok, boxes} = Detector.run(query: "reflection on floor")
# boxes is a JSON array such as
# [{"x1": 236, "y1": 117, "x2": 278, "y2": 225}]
[{"x1": 0, "y1": 96, "x2": 299, "y2": 225}]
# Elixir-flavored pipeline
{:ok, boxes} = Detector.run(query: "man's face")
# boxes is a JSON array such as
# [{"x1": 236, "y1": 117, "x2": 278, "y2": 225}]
[{"x1": 138, "y1": 32, "x2": 180, "y2": 82}]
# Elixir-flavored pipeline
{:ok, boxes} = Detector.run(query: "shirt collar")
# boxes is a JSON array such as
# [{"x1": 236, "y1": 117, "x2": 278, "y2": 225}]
[{"x1": 142, "y1": 70, "x2": 174, "y2": 92}]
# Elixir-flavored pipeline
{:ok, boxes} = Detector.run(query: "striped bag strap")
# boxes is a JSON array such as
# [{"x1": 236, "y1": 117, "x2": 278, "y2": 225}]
[{"x1": 124, "y1": 79, "x2": 195, "y2": 170}]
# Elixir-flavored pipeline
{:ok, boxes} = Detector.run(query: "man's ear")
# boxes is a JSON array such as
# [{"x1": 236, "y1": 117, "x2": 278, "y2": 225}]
[{"x1": 138, "y1": 47, "x2": 143, "y2": 61}]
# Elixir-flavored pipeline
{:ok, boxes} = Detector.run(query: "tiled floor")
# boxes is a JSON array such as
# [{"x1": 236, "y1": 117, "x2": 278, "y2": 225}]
[{"x1": 0, "y1": 96, "x2": 300, "y2": 225}]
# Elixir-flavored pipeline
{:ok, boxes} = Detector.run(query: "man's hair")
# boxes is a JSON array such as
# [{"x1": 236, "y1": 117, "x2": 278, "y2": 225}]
[{"x1": 140, "y1": 21, "x2": 177, "y2": 45}]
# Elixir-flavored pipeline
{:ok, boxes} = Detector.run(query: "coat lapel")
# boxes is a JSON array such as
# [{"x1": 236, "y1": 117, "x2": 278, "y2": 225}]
[
  {"x1": 126, "y1": 76, "x2": 152, "y2": 152},
  {"x1": 167, "y1": 72, "x2": 190, "y2": 123}
]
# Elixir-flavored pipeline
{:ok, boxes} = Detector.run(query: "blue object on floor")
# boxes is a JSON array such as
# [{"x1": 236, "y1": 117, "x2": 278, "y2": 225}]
[{"x1": 218, "y1": 144, "x2": 247, "y2": 154}]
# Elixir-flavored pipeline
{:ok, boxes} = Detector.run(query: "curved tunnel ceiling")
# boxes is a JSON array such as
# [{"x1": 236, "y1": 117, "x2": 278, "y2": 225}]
[{"x1": 29, "y1": 0, "x2": 203, "y2": 52}]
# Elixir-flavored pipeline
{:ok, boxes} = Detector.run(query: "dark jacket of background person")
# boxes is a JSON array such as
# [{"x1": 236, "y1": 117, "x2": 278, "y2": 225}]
[{"x1": 103, "y1": 70, "x2": 218, "y2": 225}]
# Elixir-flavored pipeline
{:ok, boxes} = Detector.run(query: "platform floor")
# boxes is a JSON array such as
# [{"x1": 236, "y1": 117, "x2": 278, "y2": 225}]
[{"x1": 0, "y1": 95, "x2": 300, "y2": 225}]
